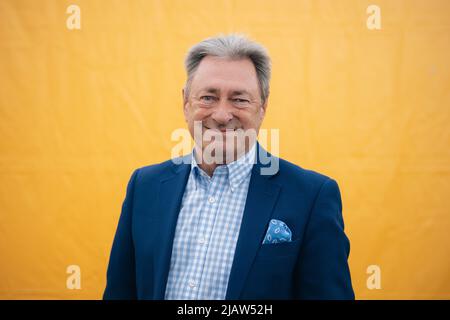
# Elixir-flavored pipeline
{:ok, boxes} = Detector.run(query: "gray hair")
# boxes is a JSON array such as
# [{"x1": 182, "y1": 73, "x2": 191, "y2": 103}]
[{"x1": 184, "y1": 34, "x2": 271, "y2": 104}]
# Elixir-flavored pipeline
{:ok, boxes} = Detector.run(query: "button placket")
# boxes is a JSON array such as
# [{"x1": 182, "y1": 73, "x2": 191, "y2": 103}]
[{"x1": 191, "y1": 172, "x2": 227, "y2": 297}]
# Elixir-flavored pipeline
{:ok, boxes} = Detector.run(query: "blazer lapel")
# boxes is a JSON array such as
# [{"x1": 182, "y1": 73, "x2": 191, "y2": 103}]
[
  {"x1": 152, "y1": 158, "x2": 191, "y2": 299},
  {"x1": 150, "y1": 147, "x2": 280, "y2": 300},
  {"x1": 226, "y1": 146, "x2": 281, "y2": 299}
]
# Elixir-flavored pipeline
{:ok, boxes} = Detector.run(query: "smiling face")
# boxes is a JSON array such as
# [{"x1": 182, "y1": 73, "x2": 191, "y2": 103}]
[{"x1": 183, "y1": 55, "x2": 267, "y2": 164}]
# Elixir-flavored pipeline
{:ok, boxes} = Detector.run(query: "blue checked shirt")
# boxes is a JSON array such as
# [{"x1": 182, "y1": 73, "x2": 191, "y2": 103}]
[{"x1": 164, "y1": 144, "x2": 256, "y2": 300}]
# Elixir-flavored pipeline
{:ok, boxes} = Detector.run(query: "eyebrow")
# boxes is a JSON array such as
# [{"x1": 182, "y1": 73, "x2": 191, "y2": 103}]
[
  {"x1": 201, "y1": 87, "x2": 220, "y2": 95},
  {"x1": 230, "y1": 90, "x2": 252, "y2": 96},
  {"x1": 200, "y1": 87, "x2": 252, "y2": 96}
]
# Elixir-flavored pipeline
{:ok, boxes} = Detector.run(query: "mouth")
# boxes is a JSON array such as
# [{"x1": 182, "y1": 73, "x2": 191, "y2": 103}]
[{"x1": 203, "y1": 126, "x2": 238, "y2": 133}]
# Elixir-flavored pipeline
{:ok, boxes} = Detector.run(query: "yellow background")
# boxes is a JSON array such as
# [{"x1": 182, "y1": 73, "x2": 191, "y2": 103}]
[{"x1": 0, "y1": 0, "x2": 449, "y2": 299}]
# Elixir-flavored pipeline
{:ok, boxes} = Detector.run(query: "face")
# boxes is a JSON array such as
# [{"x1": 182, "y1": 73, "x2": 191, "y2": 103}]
[{"x1": 183, "y1": 55, "x2": 267, "y2": 163}]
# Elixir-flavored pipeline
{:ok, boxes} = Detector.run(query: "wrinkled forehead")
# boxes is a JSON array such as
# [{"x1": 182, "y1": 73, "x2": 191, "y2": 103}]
[{"x1": 190, "y1": 56, "x2": 259, "y2": 95}]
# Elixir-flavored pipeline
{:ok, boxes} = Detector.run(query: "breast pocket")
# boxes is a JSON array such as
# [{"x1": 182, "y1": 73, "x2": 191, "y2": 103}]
[{"x1": 255, "y1": 238, "x2": 302, "y2": 260}]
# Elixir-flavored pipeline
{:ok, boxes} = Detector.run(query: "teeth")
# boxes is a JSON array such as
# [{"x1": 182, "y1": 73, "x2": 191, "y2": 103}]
[{"x1": 203, "y1": 126, "x2": 239, "y2": 132}]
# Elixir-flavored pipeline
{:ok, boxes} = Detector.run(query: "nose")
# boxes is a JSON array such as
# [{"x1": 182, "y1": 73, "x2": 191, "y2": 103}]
[{"x1": 211, "y1": 99, "x2": 233, "y2": 125}]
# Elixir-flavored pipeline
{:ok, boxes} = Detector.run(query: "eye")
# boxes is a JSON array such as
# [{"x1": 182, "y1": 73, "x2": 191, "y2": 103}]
[
  {"x1": 200, "y1": 95, "x2": 217, "y2": 103},
  {"x1": 232, "y1": 98, "x2": 250, "y2": 107}
]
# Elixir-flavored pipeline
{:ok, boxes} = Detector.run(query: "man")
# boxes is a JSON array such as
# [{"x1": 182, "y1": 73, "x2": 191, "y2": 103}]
[{"x1": 103, "y1": 34, "x2": 354, "y2": 300}]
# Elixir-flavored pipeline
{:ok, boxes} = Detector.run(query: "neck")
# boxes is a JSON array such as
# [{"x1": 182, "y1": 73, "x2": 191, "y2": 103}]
[
  {"x1": 197, "y1": 162, "x2": 219, "y2": 177},
  {"x1": 194, "y1": 141, "x2": 256, "y2": 177}
]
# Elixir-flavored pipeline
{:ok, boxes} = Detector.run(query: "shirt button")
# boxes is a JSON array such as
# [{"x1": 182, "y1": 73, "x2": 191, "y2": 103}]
[
  {"x1": 198, "y1": 237, "x2": 207, "y2": 245},
  {"x1": 208, "y1": 196, "x2": 215, "y2": 204},
  {"x1": 188, "y1": 280, "x2": 196, "y2": 288}
]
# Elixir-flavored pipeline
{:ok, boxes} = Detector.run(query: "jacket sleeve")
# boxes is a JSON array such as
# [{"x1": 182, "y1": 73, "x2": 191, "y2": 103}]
[
  {"x1": 103, "y1": 169, "x2": 139, "y2": 299},
  {"x1": 294, "y1": 178, "x2": 355, "y2": 299}
]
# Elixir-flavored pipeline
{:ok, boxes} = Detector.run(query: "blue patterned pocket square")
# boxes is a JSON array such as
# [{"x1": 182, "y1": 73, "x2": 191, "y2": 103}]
[{"x1": 262, "y1": 219, "x2": 292, "y2": 244}]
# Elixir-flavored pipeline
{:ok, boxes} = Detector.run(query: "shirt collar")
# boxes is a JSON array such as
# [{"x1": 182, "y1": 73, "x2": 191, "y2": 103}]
[{"x1": 190, "y1": 143, "x2": 256, "y2": 192}]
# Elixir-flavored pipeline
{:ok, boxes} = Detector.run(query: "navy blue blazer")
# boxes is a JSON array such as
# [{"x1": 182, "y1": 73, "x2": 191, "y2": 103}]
[{"x1": 104, "y1": 144, "x2": 354, "y2": 300}]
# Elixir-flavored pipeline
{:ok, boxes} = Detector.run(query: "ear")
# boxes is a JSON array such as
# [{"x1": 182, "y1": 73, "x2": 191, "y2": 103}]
[
  {"x1": 182, "y1": 88, "x2": 188, "y2": 120},
  {"x1": 182, "y1": 88, "x2": 186, "y2": 107},
  {"x1": 259, "y1": 100, "x2": 268, "y2": 120}
]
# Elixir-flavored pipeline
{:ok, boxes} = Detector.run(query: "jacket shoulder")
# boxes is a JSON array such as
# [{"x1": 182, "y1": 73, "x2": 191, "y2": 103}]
[
  {"x1": 276, "y1": 157, "x2": 336, "y2": 189},
  {"x1": 134, "y1": 155, "x2": 189, "y2": 182}
]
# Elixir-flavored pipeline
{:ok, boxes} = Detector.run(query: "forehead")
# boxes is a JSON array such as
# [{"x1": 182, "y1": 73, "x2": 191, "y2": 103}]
[{"x1": 191, "y1": 56, "x2": 259, "y2": 94}]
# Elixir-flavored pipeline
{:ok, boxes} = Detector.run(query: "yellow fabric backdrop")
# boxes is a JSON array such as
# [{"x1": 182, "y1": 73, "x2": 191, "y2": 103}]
[{"x1": 0, "y1": 0, "x2": 449, "y2": 299}]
